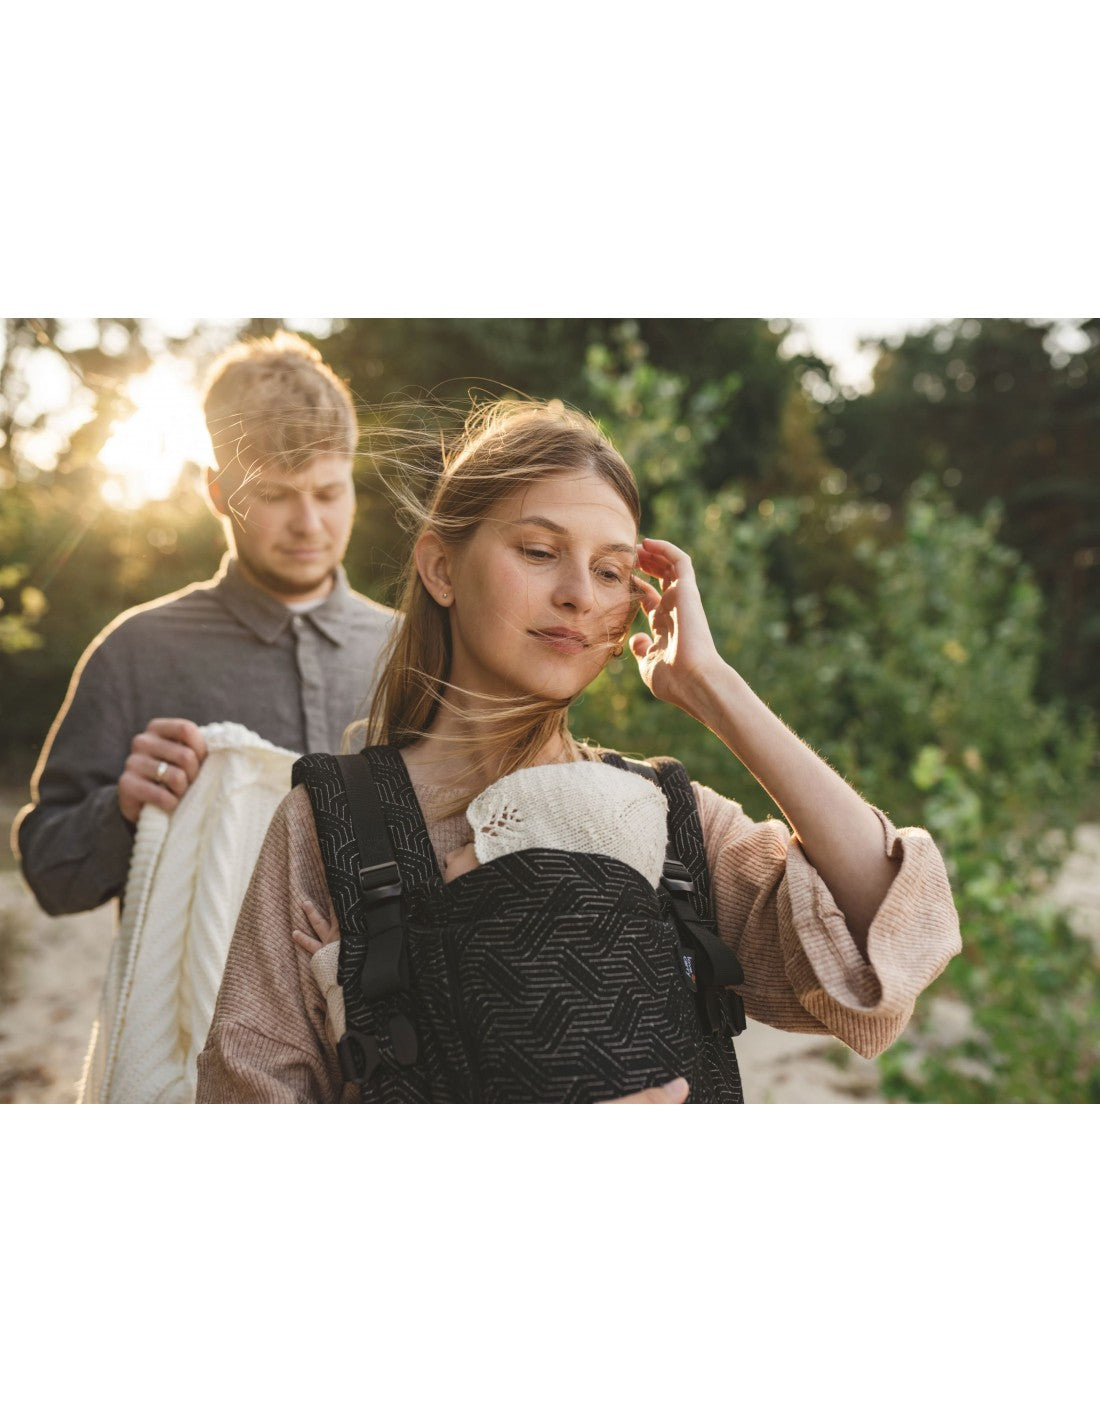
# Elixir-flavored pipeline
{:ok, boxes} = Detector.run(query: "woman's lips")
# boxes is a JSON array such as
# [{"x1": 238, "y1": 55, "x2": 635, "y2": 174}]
[{"x1": 529, "y1": 627, "x2": 589, "y2": 654}]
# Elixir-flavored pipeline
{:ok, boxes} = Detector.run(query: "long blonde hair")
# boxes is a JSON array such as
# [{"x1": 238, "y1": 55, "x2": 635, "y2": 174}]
[{"x1": 358, "y1": 397, "x2": 642, "y2": 804}]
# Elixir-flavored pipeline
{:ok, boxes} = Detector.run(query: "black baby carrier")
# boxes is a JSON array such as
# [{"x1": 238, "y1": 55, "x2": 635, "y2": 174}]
[{"x1": 292, "y1": 745, "x2": 747, "y2": 1102}]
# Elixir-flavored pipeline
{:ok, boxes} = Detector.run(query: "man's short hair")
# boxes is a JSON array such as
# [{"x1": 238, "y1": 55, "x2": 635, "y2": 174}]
[{"x1": 201, "y1": 330, "x2": 357, "y2": 484}]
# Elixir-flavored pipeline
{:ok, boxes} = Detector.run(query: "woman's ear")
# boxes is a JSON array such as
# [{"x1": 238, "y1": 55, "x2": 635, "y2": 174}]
[{"x1": 414, "y1": 531, "x2": 455, "y2": 607}]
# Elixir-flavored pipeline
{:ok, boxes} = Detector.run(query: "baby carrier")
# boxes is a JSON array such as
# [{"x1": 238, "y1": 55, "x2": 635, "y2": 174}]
[{"x1": 292, "y1": 745, "x2": 747, "y2": 1103}]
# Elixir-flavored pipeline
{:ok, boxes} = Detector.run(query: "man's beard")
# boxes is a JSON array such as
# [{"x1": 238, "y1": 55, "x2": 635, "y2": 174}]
[{"x1": 235, "y1": 545, "x2": 338, "y2": 599}]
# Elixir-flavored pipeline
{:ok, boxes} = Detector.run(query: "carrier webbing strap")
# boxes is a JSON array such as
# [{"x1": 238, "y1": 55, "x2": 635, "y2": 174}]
[
  {"x1": 336, "y1": 754, "x2": 406, "y2": 1002},
  {"x1": 603, "y1": 753, "x2": 747, "y2": 1038},
  {"x1": 291, "y1": 751, "x2": 416, "y2": 1088}
]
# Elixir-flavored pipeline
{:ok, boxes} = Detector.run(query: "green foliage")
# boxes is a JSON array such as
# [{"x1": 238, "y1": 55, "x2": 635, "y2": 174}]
[
  {"x1": 878, "y1": 758, "x2": 1099, "y2": 1103},
  {"x1": 571, "y1": 345, "x2": 1099, "y2": 1104},
  {"x1": 821, "y1": 318, "x2": 1100, "y2": 714},
  {"x1": 4, "y1": 316, "x2": 1097, "y2": 1100},
  {"x1": 317, "y1": 317, "x2": 797, "y2": 496}
]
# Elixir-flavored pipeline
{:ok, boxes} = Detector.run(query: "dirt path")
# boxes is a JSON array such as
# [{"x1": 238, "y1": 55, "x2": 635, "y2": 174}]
[
  {"x1": 0, "y1": 880, "x2": 113, "y2": 1103},
  {"x1": 3, "y1": 786, "x2": 1096, "y2": 1106}
]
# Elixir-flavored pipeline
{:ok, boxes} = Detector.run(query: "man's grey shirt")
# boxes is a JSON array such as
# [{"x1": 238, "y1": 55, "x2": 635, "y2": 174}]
[{"x1": 15, "y1": 557, "x2": 398, "y2": 916}]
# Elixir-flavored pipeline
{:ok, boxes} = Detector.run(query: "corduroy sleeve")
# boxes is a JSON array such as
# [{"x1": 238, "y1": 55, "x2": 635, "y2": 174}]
[
  {"x1": 197, "y1": 787, "x2": 346, "y2": 1102},
  {"x1": 693, "y1": 785, "x2": 962, "y2": 1058}
]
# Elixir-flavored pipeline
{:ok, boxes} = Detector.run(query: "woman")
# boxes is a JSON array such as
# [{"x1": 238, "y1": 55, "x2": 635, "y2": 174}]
[{"x1": 196, "y1": 398, "x2": 961, "y2": 1103}]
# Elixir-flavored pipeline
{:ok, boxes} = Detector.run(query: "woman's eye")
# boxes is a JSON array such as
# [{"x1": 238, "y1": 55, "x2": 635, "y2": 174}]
[
  {"x1": 596, "y1": 566, "x2": 626, "y2": 584},
  {"x1": 521, "y1": 546, "x2": 554, "y2": 561}
]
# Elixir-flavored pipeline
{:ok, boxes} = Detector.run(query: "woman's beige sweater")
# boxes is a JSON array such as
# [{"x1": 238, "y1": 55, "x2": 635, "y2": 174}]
[{"x1": 196, "y1": 778, "x2": 962, "y2": 1103}]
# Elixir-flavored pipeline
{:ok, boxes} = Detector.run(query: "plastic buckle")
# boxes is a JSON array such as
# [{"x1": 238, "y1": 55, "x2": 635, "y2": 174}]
[
  {"x1": 661, "y1": 858, "x2": 694, "y2": 897},
  {"x1": 701, "y1": 988, "x2": 746, "y2": 1038},
  {"x1": 337, "y1": 1029, "x2": 381, "y2": 1085},
  {"x1": 359, "y1": 860, "x2": 402, "y2": 907}
]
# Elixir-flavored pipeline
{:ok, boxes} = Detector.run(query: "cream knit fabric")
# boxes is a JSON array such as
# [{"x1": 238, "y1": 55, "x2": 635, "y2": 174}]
[
  {"x1": 78, "y1": 722, "x2": 297, "y2": 1103},
  {"x1": 466, "y1": 761, "x2": 669, "y2": 887}
]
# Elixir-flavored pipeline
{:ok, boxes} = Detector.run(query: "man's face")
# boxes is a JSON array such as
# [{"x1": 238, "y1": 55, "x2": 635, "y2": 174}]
[{"x1": 214, "y1": 453, "x2": 356, "y2": 603}]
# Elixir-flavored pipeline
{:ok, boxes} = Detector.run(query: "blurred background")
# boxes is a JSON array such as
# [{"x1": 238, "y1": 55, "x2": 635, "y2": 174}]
[{"x1": 1, "y1": 315, "x2": 1097, "y2": 1103}]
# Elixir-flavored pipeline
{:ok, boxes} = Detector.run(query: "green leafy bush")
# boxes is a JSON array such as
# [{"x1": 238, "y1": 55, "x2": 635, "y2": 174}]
[{"x1": 574, "y1": 346, "x2": 1099, "y2": 1103}]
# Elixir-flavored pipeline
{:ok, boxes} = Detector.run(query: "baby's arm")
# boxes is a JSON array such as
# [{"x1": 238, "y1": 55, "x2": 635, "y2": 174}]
[{"x1": 293, "y1": 898, "x2": 346, "y2": 1045}]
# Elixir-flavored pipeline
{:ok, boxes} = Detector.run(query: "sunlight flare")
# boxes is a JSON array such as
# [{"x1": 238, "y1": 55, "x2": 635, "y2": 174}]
[{"x1": 99, "y1": 362, "x2": 213, "y2": 508}]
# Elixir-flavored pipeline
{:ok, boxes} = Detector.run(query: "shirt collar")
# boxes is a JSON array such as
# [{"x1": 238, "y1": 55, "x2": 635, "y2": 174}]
[
  {"x1": 213, "y1": 556, "x2": 352, "y2": 646},
  {"x1": 303, "y1": 565, "x2": 354, "y2": 646}
]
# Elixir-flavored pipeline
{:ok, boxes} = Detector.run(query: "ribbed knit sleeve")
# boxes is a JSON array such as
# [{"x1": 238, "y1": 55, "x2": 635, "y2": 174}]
[
  {"x1": 196, "y1": 786, "x2": 346, "y2": 1103},
  {"x1": 693, "y1": 785, "x2": 962, "y2": 1058}
]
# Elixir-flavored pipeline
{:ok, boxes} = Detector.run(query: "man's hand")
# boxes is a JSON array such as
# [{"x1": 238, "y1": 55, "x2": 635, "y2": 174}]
[
  {"x1": 117, "y1": 718, "x2": 208, "y2": 823},
  {"x1": 599, "y1": 1077, "x2": 690, "y2": 1104}
]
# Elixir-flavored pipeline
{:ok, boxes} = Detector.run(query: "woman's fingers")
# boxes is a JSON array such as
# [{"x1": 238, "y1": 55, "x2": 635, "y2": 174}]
[
  {"x1": 598, "y1": 1077, "x2": 690, "y2": 1104},
  {"x1": 291, "y1": 928, "x2": 319, "y2": 956},
  {"x1": 631, "y1": 575, "x2": 661, "y2": 615},
  {"x1": 293, "y1": 895, "x2": 338, "y2": 957},
  {"x1": 640, "y1": 535, "x2": 690, "y2": 560},
  {"x1": 636, "y1": 536, "x2": 691, "y2": 582},
  {"x1": 629, "y1": 632, "x2": 653, "y2": 659},
  {"x1": 301, "y1": 898, "x2": 336, "y2": 940}
]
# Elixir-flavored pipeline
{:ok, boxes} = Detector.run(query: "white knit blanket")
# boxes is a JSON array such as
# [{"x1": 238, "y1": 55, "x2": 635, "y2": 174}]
[{"x1": 78, "y1": 722, "x2": 297, "y2": 1104}]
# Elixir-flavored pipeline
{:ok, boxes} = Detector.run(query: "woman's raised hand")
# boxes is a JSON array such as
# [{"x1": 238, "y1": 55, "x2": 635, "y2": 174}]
[{"x1": 629, "y1": 537, "x2": 722, "y2": 713}]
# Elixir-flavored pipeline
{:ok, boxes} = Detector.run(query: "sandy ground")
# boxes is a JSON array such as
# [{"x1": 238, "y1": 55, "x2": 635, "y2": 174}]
[{"x1": 2, "y1": 788, "x2": 1096, "y2": 1106}]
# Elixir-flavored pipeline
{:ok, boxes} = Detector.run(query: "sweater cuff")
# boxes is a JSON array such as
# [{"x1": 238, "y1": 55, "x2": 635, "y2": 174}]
[
  {"x1": 309, "y1": 939, "x2": 341, "y2": 995},
  {"x1": 781, "y1": 807, "x2": 961, "y2": 1019},
  {"x1": 308, "y1": 940, "x2": 346, "y2": 1047}
]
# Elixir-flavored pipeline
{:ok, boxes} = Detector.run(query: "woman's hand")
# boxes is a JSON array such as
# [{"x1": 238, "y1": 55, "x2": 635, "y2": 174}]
[
  {"x1": 598, "y1": 1077, "x2": 690, "y2": 1104},
  {"x1": 629, "y1": 537, "x2": 724, "y2": 714},
  {"x1": 629, "y1": 538, "x2": 902, "y2": 950},
  {"x1": 292, "y1": 898, "x2": 339, "y2": 957}
]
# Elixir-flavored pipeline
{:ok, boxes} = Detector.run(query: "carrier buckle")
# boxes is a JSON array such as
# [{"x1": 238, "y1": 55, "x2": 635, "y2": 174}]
[
  {"x1": 661, "y1": 858, "x2": 694, "y2": 897},
  {"x1": 358, "y1": 860, "x2": 402, "y2": 906},
  {"x1": 338, "y1": 1029, "x2": 381, "y2": 1086}
]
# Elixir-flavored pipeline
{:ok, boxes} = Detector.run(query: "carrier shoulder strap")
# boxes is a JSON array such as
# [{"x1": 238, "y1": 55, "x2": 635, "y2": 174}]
[
  {"x1": 291, "y1": 750, "x2": 415, "y2": 1086},
  {"x1": 601, "y1": 753, "x2": 746, "y2": 1037}
]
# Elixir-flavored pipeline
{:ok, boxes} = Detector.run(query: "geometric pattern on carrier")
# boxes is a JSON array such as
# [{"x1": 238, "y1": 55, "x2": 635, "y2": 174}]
[{"x1": 294, "y1": 745, "x2": 743, "y2": 1103}]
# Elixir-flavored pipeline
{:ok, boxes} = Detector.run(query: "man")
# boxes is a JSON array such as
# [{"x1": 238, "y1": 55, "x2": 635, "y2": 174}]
[{"x1": 13, "y1": 330, "x2": 397, "y2": 917}]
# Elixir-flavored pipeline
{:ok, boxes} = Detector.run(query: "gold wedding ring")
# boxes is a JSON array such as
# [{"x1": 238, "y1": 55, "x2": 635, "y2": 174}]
[{"x1": 155, "y1": 760, "x2": 170, "y2": 783}]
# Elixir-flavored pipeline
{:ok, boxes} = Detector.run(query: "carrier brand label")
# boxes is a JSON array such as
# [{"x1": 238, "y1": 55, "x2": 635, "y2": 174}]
[{"x1": 682, "y1": 953, "x2": 696, "y2": 988}]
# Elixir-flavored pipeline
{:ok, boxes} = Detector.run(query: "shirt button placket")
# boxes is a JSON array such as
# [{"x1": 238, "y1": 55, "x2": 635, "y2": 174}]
[{"x1": 292, "y1": 616, "x2": 326, "y2": 752}]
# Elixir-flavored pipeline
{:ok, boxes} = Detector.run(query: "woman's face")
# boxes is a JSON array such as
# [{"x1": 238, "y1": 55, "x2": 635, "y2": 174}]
[{"x1": 440, "y1": 469, "x2": 638, "y2": 704}]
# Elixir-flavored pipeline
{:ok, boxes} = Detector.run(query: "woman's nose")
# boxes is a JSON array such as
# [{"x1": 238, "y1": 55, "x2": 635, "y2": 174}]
[{"x1": 552, "y1": 560, "x2": 595, "y2": 612}]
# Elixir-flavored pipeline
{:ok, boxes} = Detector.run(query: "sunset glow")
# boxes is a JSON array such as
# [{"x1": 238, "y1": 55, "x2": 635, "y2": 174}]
[{"x1": 99, "y1": 363, "x2": 213, "y2": 508}]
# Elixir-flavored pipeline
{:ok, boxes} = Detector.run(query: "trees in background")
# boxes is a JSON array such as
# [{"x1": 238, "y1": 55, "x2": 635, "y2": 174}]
[
  {"x1": 819, "y1": 318, "x2": 1100, "y2": 713},
  {"x1": 2, "y1": 315, "x2": 1096, "y2": 1100},
  {"x1": 571, "y1": 334, "x2": 1096, "y2": 1102},
  {"x1": 0, "y1": 319, "x2": 222, "y2": 771}
]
